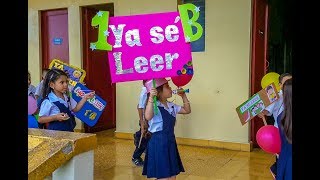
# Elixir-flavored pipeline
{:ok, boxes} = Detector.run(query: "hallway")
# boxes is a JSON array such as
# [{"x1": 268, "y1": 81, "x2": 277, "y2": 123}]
[{"x1": 93, "y1": 129, "x2": 275, "y2": 179}]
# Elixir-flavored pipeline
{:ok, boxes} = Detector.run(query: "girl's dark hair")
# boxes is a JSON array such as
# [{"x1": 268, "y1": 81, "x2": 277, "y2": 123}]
[
  {"x1": 145, "y1": 84, "x2": 164, "y2": 104},
  {"x1": 280, "y1": 78, "x2": 292, "y2": 144},
  {"x1": 279, "y1": 73, "x2": 292, "y2": 83},
  {"x1": 142, "y1": 80, "x2": 147, "y2": 85},
  {"x1": 41, "y1": 68, "x2": 68, "y2": 100},
  {"x1": 145, "y1": 84, "x2": 175, "y2": 124},
  {"x1": 43, "y1": 68, "x2": 50, "y2": 73},
  {"x1": 156, "y1": 85, "x2": 164, "y2": 100}
]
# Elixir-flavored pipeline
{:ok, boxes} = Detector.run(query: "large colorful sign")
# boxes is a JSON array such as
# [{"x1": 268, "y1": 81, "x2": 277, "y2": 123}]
[
  {"x1": 236, "y1": 83, "x2": 280, "y2": 125},
  {"x1": 71, "y1": 83, "x2": 107, "y2": 127},
  {"x1": 106, "y1": 12, "x2": 192, "y2": 83},
  {"x1": 89, "y1": 4, "x2": 203, "y2": 83},
  {"x1": 49, "y1": 59, "x2": 86, "y2": 87}
]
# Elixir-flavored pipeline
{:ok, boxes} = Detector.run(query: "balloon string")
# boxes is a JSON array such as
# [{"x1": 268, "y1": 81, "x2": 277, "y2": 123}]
[{"x1": 261, "y1": 115, "x2": 267, "y2": 126}]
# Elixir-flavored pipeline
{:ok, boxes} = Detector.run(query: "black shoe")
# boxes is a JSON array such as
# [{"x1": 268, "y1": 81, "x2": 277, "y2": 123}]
[{"x1": 132, "y1": 157, "x2": 144, "y2": 166}]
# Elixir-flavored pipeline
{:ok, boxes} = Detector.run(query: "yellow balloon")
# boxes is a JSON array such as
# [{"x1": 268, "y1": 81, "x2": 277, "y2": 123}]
[{"x1": 261, "y1": 72, "x2": 281, "y2": 92}]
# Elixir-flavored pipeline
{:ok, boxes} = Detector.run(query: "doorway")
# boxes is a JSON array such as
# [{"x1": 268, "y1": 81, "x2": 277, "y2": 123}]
[
  {"x1": 82, "y1": 3, "x2": 116, "y2": 133},
  {"x1": 251, "y1": 0, "x2": 293, "y2": 147},
  {"x1": 267, "y1": 0, "x2": 293, "y2": 74},
  {"x1": 41, "y1": 9, "x2": 69, "y2": 69}
]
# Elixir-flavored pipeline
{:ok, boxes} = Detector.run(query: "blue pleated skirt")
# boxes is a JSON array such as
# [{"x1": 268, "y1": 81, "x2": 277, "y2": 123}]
[{"x1": 142, "y1": 131, "x2": 184, "y2": 178}]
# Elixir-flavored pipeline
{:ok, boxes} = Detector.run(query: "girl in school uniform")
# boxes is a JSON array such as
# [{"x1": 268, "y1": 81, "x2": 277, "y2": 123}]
[
  {"x1": 38, "y1": 69, "x2": 95, "y2": 132},
  {"x1": 142, "y1": 78, "x2": 191, "y2": 180},
  {"x1": 276, "y1": 79, "x2": 292, "y2": 180},
  {"x1": 258, "y1": 73, "x2": 292, "y2": 179},
  {"x1": 28, "y1": 71, "x2": 36, "y2": 98}
]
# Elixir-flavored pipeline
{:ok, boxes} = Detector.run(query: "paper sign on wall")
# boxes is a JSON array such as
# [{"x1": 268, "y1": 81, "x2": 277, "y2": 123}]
[{"x1": 236, "y1": 83, "x2": 280, "y2": 125}]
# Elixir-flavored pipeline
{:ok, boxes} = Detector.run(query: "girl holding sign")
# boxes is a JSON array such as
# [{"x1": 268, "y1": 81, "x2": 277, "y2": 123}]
[
  {"x1": 142, "y1": 78, "x2": 191, "y2": 179},
  {"x1": 38, "y1": 69, "x2": 95, "y2": 132}
]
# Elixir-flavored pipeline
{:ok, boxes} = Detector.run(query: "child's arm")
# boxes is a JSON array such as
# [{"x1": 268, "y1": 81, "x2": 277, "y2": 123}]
[
  {"x1": 72, "y1": 91, "x2": 95, "y2": 112},
  {"x1": 38, "y1": 113, "x2": 69, "y2": 123},
  {"x1": 258, "y1": 109, "x2": 269, "y2": 119},
  {"x1": 144, "y1": 88, "x2": 157, "y2": 121},
  {"x1": 177, "y1": 89, "x2": 191, "y2": 114},
  {"x1": 264, "y1": 102, "x2": 275, "y2": 116},
  {"x1": 137, "y1": 105, "x2": 146, "y2": 133},
  {"x1": 137, "y1": 105, "x2": 144, "y2": 124},
  {"x1": 38, "y1": 99, "x2": 74, "y2": 123},
  {"x1": 34, "y1": 83, "x2": 42, "y2": 100}
]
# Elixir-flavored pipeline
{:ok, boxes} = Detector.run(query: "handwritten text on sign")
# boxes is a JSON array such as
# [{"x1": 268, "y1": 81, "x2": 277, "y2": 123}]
[
  {"x1": 105, "y1": 12, "x2": 192, "y2": 83},
  {"x1": 236, "y1": 83, "x2": 280, "y2": 125},
  {"x1": 49, "y1": 59, "x2": 86, "y2": 85},
  {"x1": 72, "y1": 83, "x2": 107, "y2": 127}
]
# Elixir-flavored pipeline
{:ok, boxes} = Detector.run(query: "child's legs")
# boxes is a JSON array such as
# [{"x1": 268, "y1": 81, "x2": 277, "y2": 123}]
[
  {"x1": 270, "y1": 156, "x2": 278, "y2": 178},
  {"x1": 132, "y1": 145, "x2": 146, "y2": 159},
  {"x1": 132, "y1": 129, "x2": 147, "y2": 159},
  {"x1": 133, "y1": 129, "x2": 141, "y2": 146}
]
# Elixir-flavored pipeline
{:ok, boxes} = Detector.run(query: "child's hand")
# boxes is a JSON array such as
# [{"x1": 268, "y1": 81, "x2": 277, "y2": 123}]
[
  {"x1": 55, "y1": 113, "x2": 70, "y2": 121},
  {"x1": 141, "y1": 120, "x2": 148, "y2": 135},
  {"x1": 84, "y1": 91, "x2": 95, "y2": 100},
  {"x1": 149, "y1": 88, "x2": 157, "y2": 98},
  {"x1": 257, "y1": 112, "x2": 265, "y2": 119},
  {"x1": 141, "y1": 123, "x2": 146, "y2": 134},
  {"x1": 177, "y1": 88, "x2": 186, "y2": 97}
]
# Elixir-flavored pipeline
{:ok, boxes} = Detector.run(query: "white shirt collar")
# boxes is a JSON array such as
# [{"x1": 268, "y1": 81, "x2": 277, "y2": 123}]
[
  {"x1": 48, "y1": 91, "x2": 68, "y2": 103},
  {"x1": 156, "y1": 101, "x2": 174, "y2": 113}
]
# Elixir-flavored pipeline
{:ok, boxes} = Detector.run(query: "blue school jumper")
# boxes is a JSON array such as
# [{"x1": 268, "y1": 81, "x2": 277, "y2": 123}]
[
  {"x1": 142, "y1": 105, "x2": 185, "y2": 178},
  {"x1": 45, "y1": 97, "x2": 76, "y2": 132},
  {"x1": 276, "y1": 112, "x2": 292, "y2": 180}
]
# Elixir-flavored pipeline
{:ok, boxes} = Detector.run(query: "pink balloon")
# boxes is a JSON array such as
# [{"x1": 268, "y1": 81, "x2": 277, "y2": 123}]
[
  {"x1": 28, "y1": 96, "x2": 37, "y2": 115},
  {"x1": 171, "y1": 74, "x2": 193, "y2": 87},
  {"x1": 256, "y1": 125, "x2": 281, "y2": 154}
]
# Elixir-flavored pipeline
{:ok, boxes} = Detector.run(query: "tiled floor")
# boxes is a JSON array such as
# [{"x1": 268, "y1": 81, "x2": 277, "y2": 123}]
[{"x1": 93, "y1": 129, "x2": 275, "y2": 180}]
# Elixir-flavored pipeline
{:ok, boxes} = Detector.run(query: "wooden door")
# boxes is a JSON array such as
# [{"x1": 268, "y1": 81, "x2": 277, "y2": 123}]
[
  {"x1": 41, "y1": 9, "x2": 69, "y2": 69},
  {"x1": 82, "y1": 4, "x2": 116, "y2": 132},
  {"x1": 250, "y1": 0, "x2": 269, "y2": 147}
]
